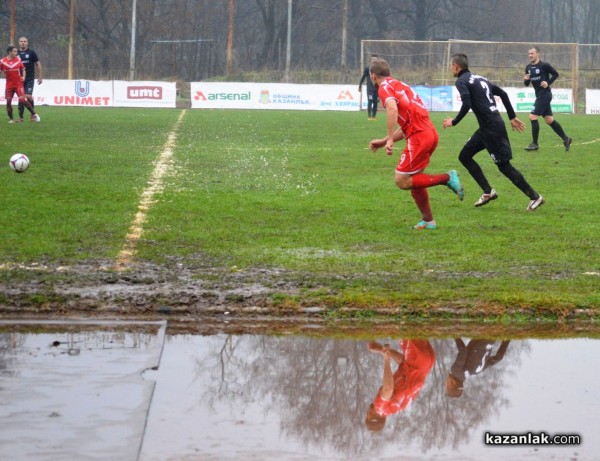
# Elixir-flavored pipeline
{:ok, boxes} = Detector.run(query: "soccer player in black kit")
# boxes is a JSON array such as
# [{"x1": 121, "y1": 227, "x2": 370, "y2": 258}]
[
  {"x1": 17, "y1": 37, "x2": 42, "y2": 123},
  {"x1": 358, "y1": 55, "x2": 379, "y2": 120},
  {"x1": 443, "y1": 53, "x2": 545, "y2": 211},
  {"x1": 524, "y1": 46, "x2": 571, "y2": 151}
]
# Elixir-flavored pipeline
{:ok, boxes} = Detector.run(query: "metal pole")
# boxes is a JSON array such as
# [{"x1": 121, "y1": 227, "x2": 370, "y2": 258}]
[
  {"x1": 69, "y1": 0, "x2": 76, "y2": 79},
  {"x1": 359, "y1": 40, "x2": 363, "y2": 110},
  {"x1": 226, "y1": 0, "x2": 234, "y2": 74},
  {"x1": 129, "y1": 0, "x2": 137, "y2": 80},
  {"x1": 341, "y1": 0, "x2": 348, "y2": 69},
  {"x1": 10, "y1": 0, "x2": 15, "y2": 44},
  {"x1": 285, "y1": 0, "x2": 292, "y2": 82}
]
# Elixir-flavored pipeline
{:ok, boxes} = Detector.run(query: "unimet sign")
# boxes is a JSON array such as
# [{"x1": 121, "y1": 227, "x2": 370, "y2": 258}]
[{"x1": 32, "y1": 80, "x2": 177, "y2": 108}]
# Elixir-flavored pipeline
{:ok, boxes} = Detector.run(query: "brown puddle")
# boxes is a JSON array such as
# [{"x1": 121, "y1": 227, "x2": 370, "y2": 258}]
[{"x1": 0, "y1": 320, "x2": 597, "y2": 460}]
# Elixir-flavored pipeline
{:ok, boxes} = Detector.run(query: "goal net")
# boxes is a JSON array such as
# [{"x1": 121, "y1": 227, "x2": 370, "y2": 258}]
[{"x1": 360, "y1": 39, "x2": 581, "y2": 106}]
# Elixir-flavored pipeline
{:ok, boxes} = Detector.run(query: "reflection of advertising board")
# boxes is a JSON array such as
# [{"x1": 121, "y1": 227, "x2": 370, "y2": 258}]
[
  {"x1": 585, "y1": 89, "x2": 600, "y2": 115},
  {"x1": 190, "y1": 82, "x2": 362, "y2": 111}
]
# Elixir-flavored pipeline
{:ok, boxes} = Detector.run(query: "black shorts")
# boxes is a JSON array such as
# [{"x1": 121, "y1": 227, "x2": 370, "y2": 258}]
[
  {"x1": 464, "y1": 125, "x2": 513, "y2": 164},
  {"x1": 531, "y1": 92, "x2": 553, "y2": 117},
  {"x1": 23, "y1": 80, "x2": 35, "y2": 95}
]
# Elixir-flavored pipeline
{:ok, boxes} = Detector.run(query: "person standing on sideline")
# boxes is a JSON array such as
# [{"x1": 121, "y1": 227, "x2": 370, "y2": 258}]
[
  {"x1": 358, "y1": 55, "x2": 379, "y2": 120},
  {"x1": 524, "y1": 46, "x2": 571, "y2": 151},
  {"x1": 368, "y1": 58, "x2": 464, "y2": 230},
  {"x1": 17, "y1": 36, "x2": 43, "y2": 123},
  {"x1": 442, "y1": 53, "x2": 544, "y2": 211},
  {"x1": 0, "y1": 45, "x2": 40, "y2": 123}
]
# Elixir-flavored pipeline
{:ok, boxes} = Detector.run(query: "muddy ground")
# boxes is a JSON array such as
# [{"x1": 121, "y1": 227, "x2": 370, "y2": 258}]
[{"x1": 1, "y1": 260, "x2": 599, "y2": 336}]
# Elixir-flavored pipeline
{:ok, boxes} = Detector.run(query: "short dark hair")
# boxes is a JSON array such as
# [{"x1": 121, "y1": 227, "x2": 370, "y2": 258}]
[
  {"x1": 6, "y1": 45, "x2": 16, "y2": 54},
  {"x1": 451, "y1": 53, "x2": 469, "y2": 71},
  {"x1": 369, "y1": 58, "x2": 391, "y2": 77}
]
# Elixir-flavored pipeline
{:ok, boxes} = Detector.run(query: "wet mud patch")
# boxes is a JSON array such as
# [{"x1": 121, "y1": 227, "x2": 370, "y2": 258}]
[{"x1": 1, "y1": 260, "x2": 599, "y2": 327}]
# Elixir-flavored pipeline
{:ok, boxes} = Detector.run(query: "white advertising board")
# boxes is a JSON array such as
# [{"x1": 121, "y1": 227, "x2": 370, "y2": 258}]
[
  {"x1": 113, "y1": 81, "x2": 177, "y2": 108},
  {"x1": 32, "y1": 80, "x2": 113, "y2": 107},
  {"x1": 451, "y1": 87, "x2": 573, "y2": 113},
  {"x1": 190, "y1": 82, "x2": 362, "y2": 111},
  {"x1": 585, "y1": 89, "x2": 600, "y2": 114},
  {"x1": 17, "y1": 80, "x2": 176, "y2": 108}
]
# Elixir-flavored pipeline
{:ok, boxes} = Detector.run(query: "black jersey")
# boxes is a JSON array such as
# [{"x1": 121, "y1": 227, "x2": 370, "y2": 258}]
[
  {"x1": 359, "y1": 66, "x2": 376, "y2": 94},
  {"x1": 17, "y1": 48, "x2": 39, "y2": 81},
  {"x1": 449, "y1": 339, "x2": 510, "y2": 381},
  {"x1": 524, "y1": 60, "x2": 558, "y2": 96},
  {"x1": 452, "y1": 69, "x2": 517, "y2": 129}
]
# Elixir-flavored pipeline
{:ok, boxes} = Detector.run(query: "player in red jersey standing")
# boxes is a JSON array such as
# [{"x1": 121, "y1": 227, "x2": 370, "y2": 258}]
[
  {"x1": 0, "y1": 45, "x2": 40, "y2": 124},
  {"x1": 368, "y1": 58, "x2": 463, "y2": 230}
]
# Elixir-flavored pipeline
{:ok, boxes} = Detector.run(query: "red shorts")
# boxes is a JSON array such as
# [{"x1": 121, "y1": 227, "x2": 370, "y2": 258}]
[
  {"x1": 395, "y1": 128, "x2": 439, "y2": 175},
  {"x1": 5, "y1": 84, "x2": 25, "y2": 101}
]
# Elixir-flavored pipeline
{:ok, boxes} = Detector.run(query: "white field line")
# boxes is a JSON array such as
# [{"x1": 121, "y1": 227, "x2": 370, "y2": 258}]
[
  {"x1": 114, "y1": 110, "x2": 186, "y2": 271},
  {"x1": 579, "y1": 137, "x2": 600, "y2": 145}
]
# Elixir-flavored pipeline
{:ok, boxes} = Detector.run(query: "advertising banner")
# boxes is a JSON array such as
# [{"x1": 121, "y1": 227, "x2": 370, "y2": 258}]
[
  {"x1": 413, "y1": 85, "x2": 454, "y2": 111},
  {"x1": 451, "y1": 87, "x2": 573, "y2": 113},
  {"x1": 113, "y1": 81, "x2": 177, "y2": 108},
  {"x1": 190, "y1": 82, "x2": 362, "y2": 111},
  {"x1": 585, "y1": 89, "x2": 600, "y2": 115},
  {"x1": 33, "y1": 80, "x2": 113, "y2": 107}
]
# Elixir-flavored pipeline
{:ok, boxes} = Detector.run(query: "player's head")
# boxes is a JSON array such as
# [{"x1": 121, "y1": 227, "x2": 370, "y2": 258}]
[
  {"x1": 528, "y1": 47, "x2": 540, "y2": 64},
  {"x1": 445, "y1": 373, "x2": 464, "y2": 398},
  {"x1": 6, "y1": 45, "x2": 17, "y2": 56},
  {"x1": 365, "y1": 403, "x2": 387, "y2": 432},
  {"x1": 18, "y1": 37, "x2": 28, "y2": 50},
  {"x1": 369, "y1": 58, "x2": 390, "y2": 76},
  {"x1": 450, "y1": 53, "x2": 469, "y2": 77},
  {"x1": 369, "y1": 58, "x2": 390, "y2": 86}
]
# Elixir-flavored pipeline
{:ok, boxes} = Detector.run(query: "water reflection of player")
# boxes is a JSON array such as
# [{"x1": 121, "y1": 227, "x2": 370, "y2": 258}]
[
  {"x1": 365, "y1": 339, "x2": 435, "y2": 432},
  {"x1": 445, "y1": 339, "x2": 510, "y2": 398}
]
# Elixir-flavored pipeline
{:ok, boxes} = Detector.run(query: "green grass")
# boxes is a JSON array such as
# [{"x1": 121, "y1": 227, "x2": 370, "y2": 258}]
[{"x1": 0, "y1": 107, "x2": 598, "y2": 314}]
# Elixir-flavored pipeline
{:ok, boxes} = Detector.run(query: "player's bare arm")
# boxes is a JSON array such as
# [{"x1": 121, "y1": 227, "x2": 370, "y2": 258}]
[
  {"x1": 36, "y1": 62, "x2": 43, "y2": 84},
  {"x1": 370, "y1": 129, "x2": 404, "y2": 153},
  {"x1": 442, "y1": 117, "x2": 454, "y2": 129},
  {"x1": 385, "y1": 99, "x2": 399, "y2": 155},
  {"x1": 511, "y1": 118, "x2": 526, "y2": 132},
  {"x1": 369, "y1": 138, "x2": 387, "y2": 152}
]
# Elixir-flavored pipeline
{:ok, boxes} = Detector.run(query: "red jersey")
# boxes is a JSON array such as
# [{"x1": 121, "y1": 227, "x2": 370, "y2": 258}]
[
  {"x1": 373, "y1": 339, "x2": 435, "y2": 416},
  {"x1": 377, "y1": 76, "x2": 434, "y2": 138},
  {"x1": 0, "y1": 56, "x2": 25, "y2": 88}
]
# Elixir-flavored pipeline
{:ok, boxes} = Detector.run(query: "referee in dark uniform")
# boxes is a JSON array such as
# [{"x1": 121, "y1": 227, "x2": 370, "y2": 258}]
[
  {"x1": 443, "y1": 53, "x2": 545, "y2": 211},
  {"x1": 358, "y1": 55, "x2": 379, "y2": 120},
  {"x1": 524, "y1": 46, "x2": 571, "y2": 151},
  {"x1": 17, "y1": 37, "x2": 42, "y2": 122}
]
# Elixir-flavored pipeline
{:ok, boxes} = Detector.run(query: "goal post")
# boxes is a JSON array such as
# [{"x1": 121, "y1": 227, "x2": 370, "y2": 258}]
[{"x1": 361, "y1": 39, "x2": 582, "y2": 111}]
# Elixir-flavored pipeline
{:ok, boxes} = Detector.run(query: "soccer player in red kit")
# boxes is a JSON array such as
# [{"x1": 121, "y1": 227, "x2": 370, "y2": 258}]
[
  {"x1": 0, "y1": 45, "x2": 40, "y2": 123},
  {"x1": 365, "y1": 339, "x2": 435, "y2": 432},
  {"x1": 368, "y1": 58, "x2": 463, "y2": 230}
]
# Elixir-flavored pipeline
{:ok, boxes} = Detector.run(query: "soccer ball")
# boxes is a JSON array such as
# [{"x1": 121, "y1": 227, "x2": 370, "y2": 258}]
[{"x1": 9, "y1": 153, "x2": 30, "y2": 173}]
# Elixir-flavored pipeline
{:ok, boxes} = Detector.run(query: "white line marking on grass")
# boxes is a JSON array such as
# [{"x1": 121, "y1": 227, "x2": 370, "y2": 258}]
[
  {"x1": 579, "y1": 138, "x2": 600, "y2": 145},
  {"x1": 114, "y1": 110, "x2": 186, "y2": 271}
]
